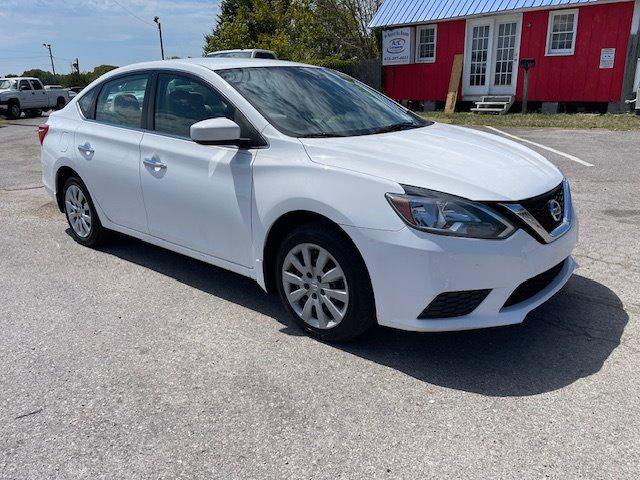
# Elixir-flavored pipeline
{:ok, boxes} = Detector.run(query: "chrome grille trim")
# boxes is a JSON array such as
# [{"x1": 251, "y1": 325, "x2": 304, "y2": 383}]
[{"x1": 500, "y1": 179, "x2": 572, "y2": 244}]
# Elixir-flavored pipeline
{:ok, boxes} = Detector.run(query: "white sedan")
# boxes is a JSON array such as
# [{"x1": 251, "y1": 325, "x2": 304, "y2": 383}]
[{"x1": 39, "y1": 58, "x2": 577, "y2": 341}]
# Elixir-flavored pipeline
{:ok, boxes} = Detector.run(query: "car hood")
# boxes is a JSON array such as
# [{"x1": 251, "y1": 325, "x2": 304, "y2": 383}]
[{"x1": 299, "y1": 122, "x2": 563, "y2": 201}]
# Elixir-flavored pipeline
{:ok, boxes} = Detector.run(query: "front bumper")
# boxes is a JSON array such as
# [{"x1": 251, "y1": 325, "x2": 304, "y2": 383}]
[{"x1": 343, "y1": 217, "x2": 578, "y2": 332}]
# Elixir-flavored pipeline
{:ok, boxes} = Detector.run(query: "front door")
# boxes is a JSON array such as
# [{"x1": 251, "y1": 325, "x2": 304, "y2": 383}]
[
  {"x1": 139, "y1": 72, "x2": 255, "y2": 267},
  {"x1": 463, "y1": 15, "x2": 522, "y2": 97},
  {"x1": 18, "y1": 79, "x2": 35, "y2": 108}
]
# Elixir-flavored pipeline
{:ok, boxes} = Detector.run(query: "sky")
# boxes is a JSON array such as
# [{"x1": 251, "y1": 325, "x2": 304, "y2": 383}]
[{"x1": 0, "y1": 0, "x2": 220, "y2": 77}]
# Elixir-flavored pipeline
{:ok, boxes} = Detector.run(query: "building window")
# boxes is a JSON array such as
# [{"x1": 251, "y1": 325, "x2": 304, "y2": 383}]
[
  {"x1": 546, "y1": 9, "x2": 578, "y2": 56},
  {"x1": 416, "y1": 25, "x2": 437, "y2": 63}
]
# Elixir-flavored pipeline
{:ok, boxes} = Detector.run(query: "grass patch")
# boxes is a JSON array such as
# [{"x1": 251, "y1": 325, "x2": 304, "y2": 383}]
[{"x1": 420, "y1": 111, "x2": 640, "y2": 131}]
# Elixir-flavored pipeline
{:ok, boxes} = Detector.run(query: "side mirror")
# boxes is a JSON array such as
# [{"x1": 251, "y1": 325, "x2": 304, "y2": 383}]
[{"x1": 190, "y1": 118, "x2": 243, "y2": 146}]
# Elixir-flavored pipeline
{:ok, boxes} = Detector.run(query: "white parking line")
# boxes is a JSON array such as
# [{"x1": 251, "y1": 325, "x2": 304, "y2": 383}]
[{"x1": 485, "y1": 126, "x2": 594, "y2": 167}]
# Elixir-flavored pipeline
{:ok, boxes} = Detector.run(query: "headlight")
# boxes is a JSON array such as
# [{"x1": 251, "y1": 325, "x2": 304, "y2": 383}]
[{"x1": 386, "y1": 186, "x2": 515, "y2": 239}]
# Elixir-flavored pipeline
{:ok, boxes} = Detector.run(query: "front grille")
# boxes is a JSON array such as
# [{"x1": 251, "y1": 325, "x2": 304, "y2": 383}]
[
  {"x1": 419, "y1": 289, "x2": 491, "y2": 319},
  {"x1": 519, "y1": 183, "x2": 564, "y2": 233},
  {"x1": 502, "y1": 260, "x2": 566, "y2": 308}
]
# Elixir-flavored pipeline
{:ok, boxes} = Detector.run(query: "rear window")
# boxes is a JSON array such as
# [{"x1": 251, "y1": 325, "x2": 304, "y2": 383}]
[
  {"x1": 95, "y1": 75, "x2": 149, "y2": 129},
  {"x1": 78, "y1": 87, "x2": 98, "y2": 119}
]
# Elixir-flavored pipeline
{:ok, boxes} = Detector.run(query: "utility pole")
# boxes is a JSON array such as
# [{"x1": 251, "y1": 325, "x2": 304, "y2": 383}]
[
  {"x1": 42, "y1": 43, "x2": 56, "y2": 78},
  {"x1": 153, "y1": 16, "x2": 165, "y2": 60},
  {"x1": 73, "y1": 58, "x2": 80, "y2": 75}
]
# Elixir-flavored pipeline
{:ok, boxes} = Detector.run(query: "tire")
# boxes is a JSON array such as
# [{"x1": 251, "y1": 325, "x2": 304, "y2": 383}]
[
  {"x1": 275, "y1": 223, "x2": 376, "y2": 342},
  {"x1": 62, "y1": 177, "x2": 107, "y2": 247},
  {"x1": 56, "y1": 97, "x2": 66, "y2": 110},
  {"x1": 7, "y1": 102, "x2": 21, "y2": 119}
]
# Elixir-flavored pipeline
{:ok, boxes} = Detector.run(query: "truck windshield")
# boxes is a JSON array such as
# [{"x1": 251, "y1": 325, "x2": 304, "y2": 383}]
[
  {"x1": 216, "y1": 66, "x2": 430, "y2": 138},
  {"x1": 0, "y1": 79, "x2": 17, "y2": 89}
]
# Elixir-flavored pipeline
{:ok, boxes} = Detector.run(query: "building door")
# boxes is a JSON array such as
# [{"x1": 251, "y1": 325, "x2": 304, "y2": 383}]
[{"x1": 463, "y1": 15, "x2": 522, "y2": 97}]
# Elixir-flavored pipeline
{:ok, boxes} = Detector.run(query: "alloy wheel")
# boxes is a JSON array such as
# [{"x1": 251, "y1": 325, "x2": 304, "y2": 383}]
[
  {"x1": 281, "y1": 243, "x2": 349, "y2": 329},
  {"x1": 65, "y1": 184, "x2": 92, "y2": 238}
]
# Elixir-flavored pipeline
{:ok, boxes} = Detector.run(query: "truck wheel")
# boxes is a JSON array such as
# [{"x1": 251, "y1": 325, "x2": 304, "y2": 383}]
[
  {"x1": 56, "y1": 97, "x2": 66, "y2": 110},
  {"x1": 7, "y1": 101, "x2": 21, "y2": 119}
]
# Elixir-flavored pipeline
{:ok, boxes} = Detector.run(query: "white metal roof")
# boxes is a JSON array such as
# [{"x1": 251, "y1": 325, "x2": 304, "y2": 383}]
[{"x1": 370, "y1": 0, "x2": 614, "y2": 28}]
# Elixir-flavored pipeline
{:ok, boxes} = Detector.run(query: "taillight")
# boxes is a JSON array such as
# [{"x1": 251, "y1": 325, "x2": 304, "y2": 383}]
[{"x1": 37, "y1": 124, "x2": 49, "y2": 145}]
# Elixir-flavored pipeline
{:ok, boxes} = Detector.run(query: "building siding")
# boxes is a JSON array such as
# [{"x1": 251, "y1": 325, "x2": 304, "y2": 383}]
[
  {"x1": 516, "y1": 2, "x2": 634, "y2": 102},
  {"x1": 384, "y1": 19, "x2": 466, "y2": 101}
]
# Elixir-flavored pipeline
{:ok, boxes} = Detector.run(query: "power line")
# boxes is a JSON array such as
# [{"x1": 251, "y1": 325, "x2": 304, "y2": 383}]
[{"x1": 112, "y1": 0, "x2": 155, "y2": 27}]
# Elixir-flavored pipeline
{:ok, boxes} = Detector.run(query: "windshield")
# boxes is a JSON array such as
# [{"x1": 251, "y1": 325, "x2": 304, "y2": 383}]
[
  {"x1": 0, "y1": 79, "x2": 16, "y2": 89},
  {"x1": 216, "y1": 66, "x2": 430, "y2": 138},
  {"x1": 208, "y1": 51, "x2": 252, "y2": 58}
]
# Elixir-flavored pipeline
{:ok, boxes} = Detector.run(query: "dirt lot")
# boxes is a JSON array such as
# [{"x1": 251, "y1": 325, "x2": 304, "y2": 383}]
[{"x1": 1, "y1": 115, "x2": 638, "y2": 479}]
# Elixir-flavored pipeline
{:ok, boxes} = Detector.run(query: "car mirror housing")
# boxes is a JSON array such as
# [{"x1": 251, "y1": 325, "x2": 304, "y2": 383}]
[{"x1": 190, "y1": 118, "x2": 243, "y2": 146}]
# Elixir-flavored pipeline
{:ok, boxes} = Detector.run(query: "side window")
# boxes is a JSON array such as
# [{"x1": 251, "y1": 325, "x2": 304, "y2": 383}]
[
  {"x1": 153, "y1": 73, "x2": 260, "y2": 143},
  {"x1": 95, "y1": 75, "x2": 149, "y2": 128},
  {"x1": 78, "y1": 87, "x2": 98, "y2": 119},
  {"x1": 546, "y1": 10, "x2": 578, "y2": 56},
  {"x1": 30, "y1": 80, "x2": 43, "y2": 90},
  {"x1": 19, "y1": 80, "x2": 32, "y2": 91}
]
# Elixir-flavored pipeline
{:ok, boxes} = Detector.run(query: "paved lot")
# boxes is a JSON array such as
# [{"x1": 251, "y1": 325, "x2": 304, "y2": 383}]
[{"x1": 0, "y1": 115, "x2": 638, "y2": 479}]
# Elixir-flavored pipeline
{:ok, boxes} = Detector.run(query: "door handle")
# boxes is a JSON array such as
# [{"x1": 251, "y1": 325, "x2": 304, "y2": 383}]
[
  {"x1": 78, "y1": 143, "x2": 94, "y2": 155},
  {"x1": 143, "y1": 157, "x2": 167, "y2": 170}
]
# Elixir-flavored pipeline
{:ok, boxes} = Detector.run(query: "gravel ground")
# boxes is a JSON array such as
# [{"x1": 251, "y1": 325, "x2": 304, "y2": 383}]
[{"x1": 0, "y1": 116, "x2": 638, "y2": 479}]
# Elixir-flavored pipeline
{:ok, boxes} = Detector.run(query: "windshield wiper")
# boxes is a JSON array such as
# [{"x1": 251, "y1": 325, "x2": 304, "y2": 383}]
[
  {"x1": 300, "y1": 132, "x2": 347, "y2": 138},
  {"x1": 370, "y1": 121, "x2": 418, "y2": 135}
]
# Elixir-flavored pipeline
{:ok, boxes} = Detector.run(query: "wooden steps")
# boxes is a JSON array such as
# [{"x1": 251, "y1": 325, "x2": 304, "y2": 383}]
[{"x1": 471, "y1": 95, "x2": 514, "y2": 114}]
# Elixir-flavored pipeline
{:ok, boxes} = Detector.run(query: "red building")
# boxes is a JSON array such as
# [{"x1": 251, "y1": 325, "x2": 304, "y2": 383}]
[{"x1": 370, "y1": 0, "x2": 640, "y2": 112}]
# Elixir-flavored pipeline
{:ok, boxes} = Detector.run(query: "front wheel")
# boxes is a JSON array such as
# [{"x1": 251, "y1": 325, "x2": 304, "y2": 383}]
[
  {"x1": 275, "y1": 224, "x2": 376, "y2": 342},
  {"x1": 63, "y1": 177, "x2": 107, "y2": 247},
  {"x1": 7, "y1": 102, "x2": 21, "y2": 119}
]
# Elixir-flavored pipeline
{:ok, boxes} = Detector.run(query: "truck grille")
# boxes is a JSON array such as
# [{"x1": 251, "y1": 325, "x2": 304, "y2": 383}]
[
  {"x1": 502, "y1": 260, "x2": 566, "y2": 308},
  {"x1": 419, "y1": 289, "x2": 491, "y2": 319}
]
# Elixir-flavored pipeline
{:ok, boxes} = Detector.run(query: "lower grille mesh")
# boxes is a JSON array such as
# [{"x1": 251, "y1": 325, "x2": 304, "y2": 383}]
[
  {"x1": 502, "y1": 260, "x2": 566, "y2": 308},
  {"x1": 419, "y1": 289, "x2": 491, "y2": 319}
]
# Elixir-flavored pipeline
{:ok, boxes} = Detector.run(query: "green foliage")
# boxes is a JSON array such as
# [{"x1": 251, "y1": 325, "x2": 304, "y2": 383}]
[
  {"x1": 7, "y1": 65, "x2": 119, "y2": 88},
  {"x1": 203, "y1": 0, "x2": 378, "y2": 62}
]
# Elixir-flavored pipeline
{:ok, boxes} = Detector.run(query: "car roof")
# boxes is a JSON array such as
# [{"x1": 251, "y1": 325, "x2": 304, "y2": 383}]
[{"x1": 107, "y1": 57, "x2": 316, "y2": 75}]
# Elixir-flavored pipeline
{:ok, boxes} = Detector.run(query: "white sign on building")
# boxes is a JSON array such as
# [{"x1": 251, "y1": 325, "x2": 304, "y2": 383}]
[
  {"x1": 382, "y1": 27, "x2": 413, "y2": 66},
  {"x1": 600, "y1": 48, "x2": 615, "y2": 69}
]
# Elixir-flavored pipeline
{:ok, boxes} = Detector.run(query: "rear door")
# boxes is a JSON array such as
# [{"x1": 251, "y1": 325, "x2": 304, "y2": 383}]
[
  {"x1": 29, "y1": 80, "x2": 48, "y2": 108},
  {"x1": 139, "y1": 71, "x2": 258, "y2": 267},
  {"x1": 74, "y1": 73, "x2": 151, "y2": 233}
]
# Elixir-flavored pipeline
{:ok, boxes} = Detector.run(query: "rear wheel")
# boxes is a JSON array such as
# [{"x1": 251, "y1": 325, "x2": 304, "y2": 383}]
[
  {"x1": 63, "y1": 177, "x2": 107, "y2": 247},
  {"x1": 275, "y1": 224, "x2": 375, "y2": 342}
]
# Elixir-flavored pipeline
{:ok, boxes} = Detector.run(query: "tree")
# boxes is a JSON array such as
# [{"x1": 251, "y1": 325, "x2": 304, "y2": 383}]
[
  {"x1": 13, "y1": 64, "x2": 119, "y2": 88},
  {"x1": 203, "y1": 0, "x2": 378, "y2": 62}
]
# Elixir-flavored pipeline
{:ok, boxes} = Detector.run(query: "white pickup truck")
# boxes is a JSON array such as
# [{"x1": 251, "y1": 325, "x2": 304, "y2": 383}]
[{"x1": 0, "y1": 77, "x2": 69, "y2": 119}]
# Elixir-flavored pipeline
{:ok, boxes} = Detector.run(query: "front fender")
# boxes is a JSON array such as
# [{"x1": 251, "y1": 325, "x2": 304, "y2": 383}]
[{"x1": 250, "y1": 137, "x2": 406, "y2": 288}]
